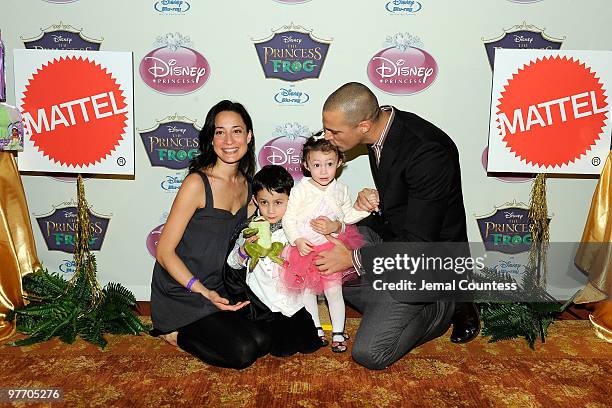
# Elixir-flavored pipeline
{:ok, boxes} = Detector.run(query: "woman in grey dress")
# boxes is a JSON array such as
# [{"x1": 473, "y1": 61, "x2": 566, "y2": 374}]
[{"x1": 150, "y1": 100, "x2": 271, "y2": 369}]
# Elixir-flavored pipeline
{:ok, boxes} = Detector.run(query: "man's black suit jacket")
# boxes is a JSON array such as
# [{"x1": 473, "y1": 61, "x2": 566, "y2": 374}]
[{"x1": 359, "y1": 108, "x2": 468, "y2": 301}]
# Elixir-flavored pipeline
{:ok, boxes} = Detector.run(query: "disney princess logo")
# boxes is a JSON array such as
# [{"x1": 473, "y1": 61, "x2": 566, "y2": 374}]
[
  {"x1": 261, "y1": 145, "x2": 301, "y2": 166},
  {"x1": 373, "y1": 57, "x2": 435, "y2": 82},
  {"x1": 258, "y1": 122, "x2": 310, "y2": 179},
  {"x1": 368, "y1": 33, "x2": 438, "y2": 95},
  {"x1": 139, "y1": 33, "x2": 210, "y2": 95},
  {"x1": 385, "y1": 0, "x2": 422, "y2": 14},
  {"x1": 144, "y1": 58, "x2": 207, "y2": 83}
]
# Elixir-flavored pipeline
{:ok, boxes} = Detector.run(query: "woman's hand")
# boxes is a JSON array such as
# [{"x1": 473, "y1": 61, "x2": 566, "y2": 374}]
[
  {"x1": 295, "y1": 238, "x2": 314, "y2": 256},
  {"x1": 200, "y1": 287, "x2": 250, "y2": 311},
  {"x1": 310, "y1": 216, "x2": 341, "y2": 235}
]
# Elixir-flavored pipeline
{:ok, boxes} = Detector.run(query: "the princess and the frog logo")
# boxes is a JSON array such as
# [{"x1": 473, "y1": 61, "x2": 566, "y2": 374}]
[
  {"x1": 22, "y1": 22, "x2": 103, "y2": 50},
  {"x1": 475, "y1": 202, "x2": 546, "y2": 254},
  {"x1": 253, "y1": 24, "x2": 331, "y2": 82},
  {"x1": 138, "y1": 114, "x2": 200, "y2": 169},
  {"x1": 482, "y1": 21, "x2": 564, "y2": 69},
  {"x1": 35, "y1": 203, "x2": 111, "y2": 253}
]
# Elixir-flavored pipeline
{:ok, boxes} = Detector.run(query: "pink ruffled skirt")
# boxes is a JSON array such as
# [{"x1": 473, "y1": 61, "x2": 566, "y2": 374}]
[{"x1": 280, "y1": 225, "x2": 364, "y2": 294}]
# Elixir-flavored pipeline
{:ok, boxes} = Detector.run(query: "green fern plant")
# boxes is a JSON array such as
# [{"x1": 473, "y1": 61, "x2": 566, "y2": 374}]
[
  {"x1": 474, "y1": 266, "x2": 568, "y2": 349},
  {"x1": 7, "y1": 261, "x2": 149, "y2": 349}
]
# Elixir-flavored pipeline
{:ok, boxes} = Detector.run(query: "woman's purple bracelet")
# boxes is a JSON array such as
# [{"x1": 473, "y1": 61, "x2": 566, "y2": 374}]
[{"x1": 186, "y1": 277, "x2": 198, "y2": 292}]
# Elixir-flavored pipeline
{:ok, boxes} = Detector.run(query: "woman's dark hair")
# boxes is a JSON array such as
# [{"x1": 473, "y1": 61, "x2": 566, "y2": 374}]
[
  {"x1": 189, "y1": 100, "x2": 256, "y2": 178},
  {"x1": 252, "y1": 165, "x2": 294, "y2": 197},
  {"x1": 300, "y1": 135, "x2": 345, "y2": 177}
]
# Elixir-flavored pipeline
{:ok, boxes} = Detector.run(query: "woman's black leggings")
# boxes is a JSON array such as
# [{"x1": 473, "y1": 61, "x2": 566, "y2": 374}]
[{"x1": 176, "y1": 311, "x2": 271, "y2": 369}]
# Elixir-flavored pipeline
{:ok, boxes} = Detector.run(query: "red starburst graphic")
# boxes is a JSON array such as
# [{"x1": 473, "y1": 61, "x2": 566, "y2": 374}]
[
  {"x1": 496, "y1": 55, "x2": 608, "y2": 168},
  {"x1": 21, "y1": 56, "x2": 128, "y2": 167}
]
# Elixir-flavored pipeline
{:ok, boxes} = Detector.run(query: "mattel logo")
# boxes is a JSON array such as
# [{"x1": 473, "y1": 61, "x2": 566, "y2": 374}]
[
  {"x1": 154, "y1": 0, "x2": 191, "y2": 14},
  {"x1": 385, "y1": 0, "x2": 422, "y2": 14},
  {"x1": 367, "y1": 33, "x2": 437, "y2": 95}
]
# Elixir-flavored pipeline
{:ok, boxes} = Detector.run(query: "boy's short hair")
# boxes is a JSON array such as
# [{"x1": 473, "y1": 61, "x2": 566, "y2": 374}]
[{"x1": 252, "y1": 165, "x2": 294, "y2": 197}]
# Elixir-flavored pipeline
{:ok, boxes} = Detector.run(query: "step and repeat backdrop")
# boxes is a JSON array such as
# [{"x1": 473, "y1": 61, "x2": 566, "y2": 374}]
[{"x1": 2, "y1": 0, "x2": 611, "y2": 299}]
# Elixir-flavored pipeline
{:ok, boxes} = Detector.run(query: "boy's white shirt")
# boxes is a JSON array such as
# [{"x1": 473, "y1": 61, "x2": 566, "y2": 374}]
[
  {"x1": 282, "y1": 177, "x2": 369, "y2": 246},
  {"x1": 227, "y1": 227, "x2": 304, "y2": 317}
]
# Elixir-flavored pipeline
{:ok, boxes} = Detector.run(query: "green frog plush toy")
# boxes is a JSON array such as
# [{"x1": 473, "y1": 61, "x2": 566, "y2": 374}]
[{"x1": 242, "y1": 216, "x2": 285, "y2": 271}]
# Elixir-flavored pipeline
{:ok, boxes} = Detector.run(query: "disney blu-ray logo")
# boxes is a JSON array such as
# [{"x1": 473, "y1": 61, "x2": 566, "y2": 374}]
[
  {"x1": 161, "y1": 174, "x2": 184, "y2": 192},
  {"x1": 155, "y1": 0, "x2": 190, "y2": 13},
  {"x1": 167, "y1": 125, "x2": 187, "y2": 134},
  {"x1": 261, "y1": 145, "x2": 301, "y2": 166},
  {"x1": 385, "y1": 0, "x2": 422, "y2": 13},
  {"x1": 59, "y1": 259, "x2": 76, "y2": 274},
  {"x1": 144, "y1": 57, "x2": 207, "y2": 82},
  {"x1": 373, "y1": 57, "x2": 434, "y2": 81},
  {"x1": 52, "y1": 35, "x2": 73, "y2": 44},
  {"x1": 274, "y1": 87, "x2": 310, "y2": 104}
]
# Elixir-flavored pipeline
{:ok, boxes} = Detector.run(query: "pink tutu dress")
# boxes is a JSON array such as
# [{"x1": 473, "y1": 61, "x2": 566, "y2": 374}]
[{"x1": 281, "y1": 224, "x2": 364, "y2": 294}]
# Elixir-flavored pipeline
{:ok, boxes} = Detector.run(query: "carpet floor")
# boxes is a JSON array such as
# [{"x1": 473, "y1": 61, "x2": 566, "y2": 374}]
[{"x1": 0, "y1": 319, "x2": 610, "y2": 408}]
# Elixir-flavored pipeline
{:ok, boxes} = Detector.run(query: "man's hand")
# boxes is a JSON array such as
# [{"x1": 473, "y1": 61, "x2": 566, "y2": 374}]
[
  {"x1": 310, "y1": 216, "x2": 341, "y2": 235},
  {"x1": 314, "y1": 235, "x2": 353, "y2": 275},
  {"x1": 355, "y1": 188, "x2": 380, "y2": 212},
  {"x1": 295, "y1": 238, "x2": 314, "y2": 256}
]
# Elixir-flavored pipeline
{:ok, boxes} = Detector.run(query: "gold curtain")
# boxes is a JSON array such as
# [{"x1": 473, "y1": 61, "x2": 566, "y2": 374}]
[
  {"x1": 575, "y1": 150, "x2": 612, "y2": 304},
  {"x1": 0, "y1": 152, "x2": 41, "y2": 341}
]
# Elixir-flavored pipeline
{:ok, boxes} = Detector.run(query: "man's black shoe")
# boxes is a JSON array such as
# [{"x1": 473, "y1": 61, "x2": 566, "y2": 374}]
[{"x1": 450, "y1": 302, "x2": 481, "y2": 343}]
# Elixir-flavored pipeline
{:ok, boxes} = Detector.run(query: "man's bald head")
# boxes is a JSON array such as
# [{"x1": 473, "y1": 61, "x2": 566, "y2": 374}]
[{"x1": 323, "y1": 82, "x2": 380, "y2": 126}]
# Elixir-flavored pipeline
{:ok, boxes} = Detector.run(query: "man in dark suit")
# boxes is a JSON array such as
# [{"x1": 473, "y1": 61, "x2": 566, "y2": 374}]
[{"x1": 315, "y1": 82, "x2": 479, "y2": 370}]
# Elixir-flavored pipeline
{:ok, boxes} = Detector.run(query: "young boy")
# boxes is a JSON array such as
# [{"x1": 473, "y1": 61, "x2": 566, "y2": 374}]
[{"x1": 227, "y1": 165, "x2": 322, "y2": 357}]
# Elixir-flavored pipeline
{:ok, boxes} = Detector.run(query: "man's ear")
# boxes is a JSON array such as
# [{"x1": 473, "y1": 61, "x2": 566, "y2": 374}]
[{"x1": 358, "y1": 120, "x2": 372, "y2": 135}]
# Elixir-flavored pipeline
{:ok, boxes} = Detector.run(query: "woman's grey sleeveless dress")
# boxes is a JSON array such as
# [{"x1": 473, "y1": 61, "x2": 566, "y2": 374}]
[{"x1": 150, "y1": 172, "x2": 250, "y2": 332}]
